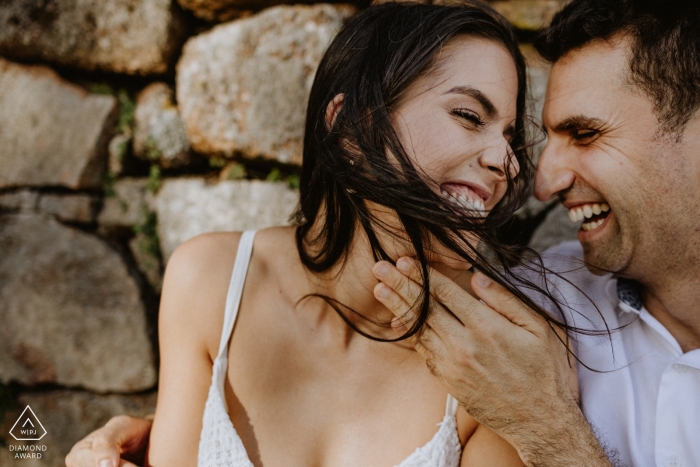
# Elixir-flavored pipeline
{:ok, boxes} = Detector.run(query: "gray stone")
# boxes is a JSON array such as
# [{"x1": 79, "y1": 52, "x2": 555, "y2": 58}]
[
  {"x1": 374, "y1": 1, "x2": 571, "y2": 28},
  {"x1": 0, "y1": 0, "x2": 186, "y2": 75},
  {"x1": 129, "y1": 233, "x2": 164, "y2": 293},
  {"x1": 176, "y1": 0, "x2": 252, "y2": 22},
  {"x1": 154, "y1": 178, "x2": 299, "y2": 259},
  {"x1": 38, "y1": 194, "x2": 99, "y2": 223},
  {"x1": 523, "y1": 45, "x2": 551, "y2": 165},
  {"x1": 134, "y1": 83, "x2": 192, "y2": 169},
  {"x1": 0, "y1": 59, "x2": 117, "y2": 190},
  {"x1": 491, "y1": 0, "x2": 570, "y2": 31},
  {"x1": 0, "y1": 190, "x2": 39, "y2": 212},
  {"x1": 176, "y1": 4, "x2": 354, "y2": 165},
  {"x1": 527, "y1": 203, "x2": 580, "y2": 253},
  {"x1": 0, "y1": 214, "x2": 156, "y2": 393},
  {"x1": 98, "y1": 178, "x2": 155, "y2": 229},
  {"x1": 108, "y1": 134, "x2": 132, "y2": 176},
  {"x1": 176, "y1": 0, "x2": 348, "y2": 22},
  {"x1": 0, "y1": 390, "x2": 156, "y2": 467}
]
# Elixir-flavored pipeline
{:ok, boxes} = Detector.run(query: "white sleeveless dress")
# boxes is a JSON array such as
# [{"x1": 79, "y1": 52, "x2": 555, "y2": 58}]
[{"x1": 198, "y1": 231, "x2": 462, "y2": 467}]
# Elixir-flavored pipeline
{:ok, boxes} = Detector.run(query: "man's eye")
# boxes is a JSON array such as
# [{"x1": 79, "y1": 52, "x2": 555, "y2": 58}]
[
  {"x1": 452, "y1": 109, "x2": 484, "y2": 127},
  {"x1": 572, "y1": 129, "x2": 599, "y2": 143}
]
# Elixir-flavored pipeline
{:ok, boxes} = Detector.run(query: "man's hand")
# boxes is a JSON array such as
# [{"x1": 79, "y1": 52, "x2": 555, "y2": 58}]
[
  {"x1": 372, "y1": 258, "x2": 613, "y2": 467},
  {"x1": 65, "y1": 415, "x2": 153, "y2": 467}
]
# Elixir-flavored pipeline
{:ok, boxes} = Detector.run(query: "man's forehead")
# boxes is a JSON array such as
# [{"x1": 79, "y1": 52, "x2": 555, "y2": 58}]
[
  {"x1": 543, "y1": 38, "x2": 631, "y2": 126},
  {"x1": 552, "y1": 38, "x2": 628, "y2": 85}
]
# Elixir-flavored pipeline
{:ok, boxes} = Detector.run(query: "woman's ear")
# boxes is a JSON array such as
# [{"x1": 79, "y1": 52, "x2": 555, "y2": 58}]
[{"x1": 325, "y1": 93, "x2": 345, "y2": 130}]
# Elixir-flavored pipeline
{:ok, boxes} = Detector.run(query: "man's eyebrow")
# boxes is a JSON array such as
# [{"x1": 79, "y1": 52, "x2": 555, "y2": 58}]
[
  {"x1": 551, "y1": 115, "x2": 606, "y2": 133},
  {"x1": 444, "y1": 86, "x2": 498, "y2": 119}
]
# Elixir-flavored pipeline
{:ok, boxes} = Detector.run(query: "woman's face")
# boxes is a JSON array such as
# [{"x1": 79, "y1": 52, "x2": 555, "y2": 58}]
[
  {"x1": 388, "y1": 36, "x2": 521, "y2": 270},
  {"x1": 393, "y1": 36, "x2": 520, "y2": 214}
]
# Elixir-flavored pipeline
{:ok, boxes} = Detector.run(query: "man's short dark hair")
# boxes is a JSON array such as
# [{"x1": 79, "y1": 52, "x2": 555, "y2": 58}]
[{"x1": 535, "y1": 0, "x2": 700, "y2": 133}]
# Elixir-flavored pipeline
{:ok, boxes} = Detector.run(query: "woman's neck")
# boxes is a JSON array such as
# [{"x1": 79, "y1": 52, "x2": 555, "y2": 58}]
[{"x1": 303, "y1": 227, "x2": 398, "y2": 339}]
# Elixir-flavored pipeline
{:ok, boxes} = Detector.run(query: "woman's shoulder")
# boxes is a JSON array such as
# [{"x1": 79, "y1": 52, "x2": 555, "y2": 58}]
[
  {"x1": 159, "y1": 227, "x2": 297, "y2": 360},
  {"x1": 159, "y1": 231, "x2": 246, "y2": 361}
]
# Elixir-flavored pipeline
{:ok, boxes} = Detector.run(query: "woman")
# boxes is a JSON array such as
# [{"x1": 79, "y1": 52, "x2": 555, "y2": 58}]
[{"x1": 68, "y1": 3, "x2": 575, "y2": 467}]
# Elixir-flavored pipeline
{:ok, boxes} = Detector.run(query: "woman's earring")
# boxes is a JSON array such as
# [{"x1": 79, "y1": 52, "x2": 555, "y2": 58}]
[{"x1": 349, "y1": 159, "x2": 355, "y2": 166}]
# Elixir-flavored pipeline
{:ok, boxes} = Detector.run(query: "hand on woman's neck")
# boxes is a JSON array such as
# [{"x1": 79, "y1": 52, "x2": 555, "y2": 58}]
[{"x1": 300, "y1": 221, "x2": 475, "y2": 343}]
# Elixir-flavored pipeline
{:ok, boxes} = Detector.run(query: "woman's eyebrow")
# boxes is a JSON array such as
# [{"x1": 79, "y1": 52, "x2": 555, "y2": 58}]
[{"x1": 443, "y1": 86, "x2": 498, "y2": 119}]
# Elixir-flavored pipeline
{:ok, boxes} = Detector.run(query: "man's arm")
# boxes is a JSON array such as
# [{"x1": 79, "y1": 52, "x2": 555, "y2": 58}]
[
  {"x1": 372, "y1": 257, "x2": 614, "y2": 467},
  {"x1": 65, "y1": 415, "x2": 153, "y2": 467}
]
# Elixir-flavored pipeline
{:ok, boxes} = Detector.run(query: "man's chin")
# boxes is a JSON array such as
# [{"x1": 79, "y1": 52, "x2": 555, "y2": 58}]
[{"x1": 581, "y1": 241, "x2": 628, "y2": 276}]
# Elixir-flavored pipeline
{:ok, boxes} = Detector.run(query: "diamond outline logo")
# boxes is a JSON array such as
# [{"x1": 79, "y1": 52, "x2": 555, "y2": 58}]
[{"x1": 9, "y1": 406, "x2": 47, "y2": 441}]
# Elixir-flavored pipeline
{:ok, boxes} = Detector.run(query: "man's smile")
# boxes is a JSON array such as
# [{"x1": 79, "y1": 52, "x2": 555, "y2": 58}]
[{"x1": 566, "y1": 202, "x2": 611, "y2": 231}]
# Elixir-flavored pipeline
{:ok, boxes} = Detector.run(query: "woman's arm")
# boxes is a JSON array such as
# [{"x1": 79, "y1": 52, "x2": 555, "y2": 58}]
[
  {"x1": 461, "y1": 424, "x2": 525, "y2": 467},
  {"x1": 146, "y1": 233, "x2": 241, "y2": 467}
]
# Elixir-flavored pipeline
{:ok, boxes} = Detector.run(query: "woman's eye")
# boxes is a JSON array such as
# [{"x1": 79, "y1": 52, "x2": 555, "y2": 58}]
[
  {"x1": 452, "y1": 109, "x2": 484, "y2": 127},
  {"x1": 572, "y1": 129, "x2": 599, "y2": 143}
]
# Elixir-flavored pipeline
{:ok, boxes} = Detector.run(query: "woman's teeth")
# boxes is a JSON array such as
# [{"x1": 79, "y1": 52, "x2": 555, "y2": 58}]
[
  {"x1": 441, "y1": 190, "x2": 486, "y2": 216},
  {"x1": 567, "y1": 202, "x2": 611, "y2": 231}
]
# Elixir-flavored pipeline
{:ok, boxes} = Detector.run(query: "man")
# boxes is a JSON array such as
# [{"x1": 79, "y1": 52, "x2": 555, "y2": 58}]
[
  {"x1": 373, "y1": 0, "x2": 699, "y2": 466},
  {"x1": 66, "y1": 1, "x2": 700, "y2": 466}
]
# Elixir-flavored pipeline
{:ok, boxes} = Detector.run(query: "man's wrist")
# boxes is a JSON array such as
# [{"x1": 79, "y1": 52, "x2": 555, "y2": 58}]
[{"x1": 509, "y1": 399, "x2": 614, "y2": 467}]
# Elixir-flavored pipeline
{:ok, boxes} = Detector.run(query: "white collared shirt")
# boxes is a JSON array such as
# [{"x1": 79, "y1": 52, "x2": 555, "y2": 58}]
[{"x1": 536, "y1": 242, "x2": 700, "y2": 467}]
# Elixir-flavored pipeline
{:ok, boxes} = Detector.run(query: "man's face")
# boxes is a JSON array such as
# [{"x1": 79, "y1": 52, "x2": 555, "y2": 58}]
[{"x1": 535, "y1": 36, "x2": 700, "y2": 281}]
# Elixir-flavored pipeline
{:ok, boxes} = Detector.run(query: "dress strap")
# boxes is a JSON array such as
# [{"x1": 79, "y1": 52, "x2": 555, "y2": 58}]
[
  {"x1": 445, "y1": 394, "x2": 459, "y2": 417},
  {"x1": 215, "y1": 230, "x2": 257, "y2": 361}
]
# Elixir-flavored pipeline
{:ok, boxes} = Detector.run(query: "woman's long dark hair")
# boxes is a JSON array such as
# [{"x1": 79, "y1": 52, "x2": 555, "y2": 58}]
[{"x1": 293, "y1": 1, "x2": 581, "y2": 341}]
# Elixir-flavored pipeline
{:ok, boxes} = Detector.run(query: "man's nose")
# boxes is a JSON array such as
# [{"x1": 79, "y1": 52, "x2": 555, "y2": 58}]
[
  {"x1": 534, "y1": 140, "x2": 575, "y2": 201},
  {"x1": 478, "y1": 136, "x2": 520, "y2": 181}
]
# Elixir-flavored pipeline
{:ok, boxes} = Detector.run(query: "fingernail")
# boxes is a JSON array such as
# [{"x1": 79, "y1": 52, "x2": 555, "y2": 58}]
[
  {"x1": 474, "y1": 272, "x2": 491, "y2": 288},
  {"x1": 99, "y1": 460, "x2": 114, "y2": 467},
  {"x1": 397, "y1": 257, "x2": 412, "y2": 273},
  {"x1": 374, "y1": 262, "x2": 389, "y2": 278},
  {"x1": 375, "y1": 283, "x2": 390, "y2": 299}
]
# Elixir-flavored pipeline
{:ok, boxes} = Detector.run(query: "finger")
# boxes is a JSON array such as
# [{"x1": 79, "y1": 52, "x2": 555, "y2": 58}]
[
  {"x1": 379, "y1": 259, "x2": 483, "y2": 340},
  {"x1": 372, "y1": 260, "x2": 423, "y2": 310},
  {"x1": 394, "y1": 257, "x2": 485, "y2": 326},
  {"x1": 65, "y1": 438, "x2": 104, "y2": 467},
  {"x1": 374, "y1": 282, "x2": 420, "y2": 331},
  {"x1": 414, "y1": 331, "x2": 447, "y2": 378},
  {"x1": 417, "y1": 325, "x2": 446, "y2": 358},
  {"x1": 471, "y1": 272, "x2": 545, "y2": 332},
  {"x1": 89, "y1": 430, "x2": 122, "y2": 467}
]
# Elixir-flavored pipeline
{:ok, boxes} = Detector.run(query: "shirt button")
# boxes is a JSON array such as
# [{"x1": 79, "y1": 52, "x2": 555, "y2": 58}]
[
  {"x1": 667, "y1": 455, "x2": 682, "y2": 466},
  {"x1": 672, "y1": 363, "x2": 689, "y2": 373}
]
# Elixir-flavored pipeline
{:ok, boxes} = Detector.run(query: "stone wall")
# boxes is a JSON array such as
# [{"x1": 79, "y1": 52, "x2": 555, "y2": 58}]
[{"x1": 0, "y1": 1, "x2": 573, "y2": 465}]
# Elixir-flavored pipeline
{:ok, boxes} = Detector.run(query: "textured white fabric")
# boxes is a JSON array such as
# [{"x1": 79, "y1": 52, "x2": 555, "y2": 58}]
[
  {"x1": 535, "y1": 242, "x2": 700, "y2": 467},
  {"x1": 198, "y1": 230, "x2": 462, "y2": 467}
]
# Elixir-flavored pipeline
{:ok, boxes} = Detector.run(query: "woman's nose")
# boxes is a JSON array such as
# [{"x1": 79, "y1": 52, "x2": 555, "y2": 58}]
[{"x1": 478, "y1": 136, "x2": 519, "y2": 180}]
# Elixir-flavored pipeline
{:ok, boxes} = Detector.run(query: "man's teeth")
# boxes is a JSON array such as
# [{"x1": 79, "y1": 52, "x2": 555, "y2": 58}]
[
  {"x1": 581, "y1": 218, "x2": 605, "y2": 231},
  {"x1": 441, "y1": 190, "x2": 485, "y2": 216},
  {"x1": 567, "y1": 203, "x2": 610, "y2": 222},
  {"x1": 567, "y1": 202, "x2": 611, "y2": 231}
]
